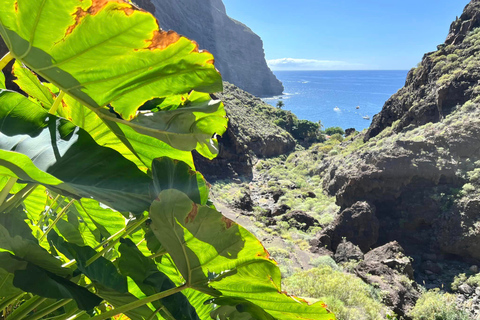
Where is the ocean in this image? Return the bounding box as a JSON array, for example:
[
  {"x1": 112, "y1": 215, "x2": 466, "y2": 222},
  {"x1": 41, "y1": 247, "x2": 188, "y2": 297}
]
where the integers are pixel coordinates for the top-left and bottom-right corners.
[{"x1": 264, "y1": 70, "x2": 409, "y2": 131}]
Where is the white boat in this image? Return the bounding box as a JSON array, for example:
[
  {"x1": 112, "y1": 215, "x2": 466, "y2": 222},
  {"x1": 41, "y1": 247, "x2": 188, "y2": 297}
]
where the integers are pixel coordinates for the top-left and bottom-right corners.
[
  {"x1": 334, "y1": 107, "x2": 340, "y2": 112},
  {"x1": 362, "y1": 115, "x2": 370, "y2": 120}
]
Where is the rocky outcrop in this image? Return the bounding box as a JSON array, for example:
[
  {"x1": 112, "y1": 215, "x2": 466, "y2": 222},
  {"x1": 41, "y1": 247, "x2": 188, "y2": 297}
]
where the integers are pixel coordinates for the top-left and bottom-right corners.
[
  {"x1": 312, "y1": 201, "x2": 379, "y2": 252},
  {"x1": 194, "y1": 82, "x2": 295, "y2": 180},
  {"x1": 281, "y1": 210, "x2": 319, "y2": 232},
  {"x1": 334, "y1": 241, "x2": 364, "y2": 263},
  {"x1": 364, "y1": 0, "x2": 480, "y2": 141},
  {"x1": 135, "y1": 0, "x2": 283, "y2": 97},
  {"x1": 355, "y1": 242, "x2": 420, "y2": 317},
  {"x1": 320, "y1": 0, "x2": 480, "y2": 266}
]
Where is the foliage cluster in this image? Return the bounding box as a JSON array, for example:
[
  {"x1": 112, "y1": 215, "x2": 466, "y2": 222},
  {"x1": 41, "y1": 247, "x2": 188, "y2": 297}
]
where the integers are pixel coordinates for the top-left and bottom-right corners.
[
  {"x1": 324, "y1": 127, "x2": 345, "y2": 136},
  {"x1": 284, "y1": 265, "x2": 392, "y2": 320},
  {"x1": 451, "y1": 273, "x2": 480, "y2": 291},
  {"x1": 408, "y1": 289, "x2": 472, "y2": 320}
]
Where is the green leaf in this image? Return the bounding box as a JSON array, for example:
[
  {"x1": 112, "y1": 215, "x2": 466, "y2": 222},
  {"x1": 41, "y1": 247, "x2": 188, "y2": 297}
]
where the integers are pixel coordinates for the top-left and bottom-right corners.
[
  {"x1": 0, "y1": 253, "x2": 25, "y2": 299},
  {"x1": 12, "y1": 61, "x2": 54, "y2": 108},
  {"x1": 209, "y1": 297, "x2": 275, "y2": 320},
  {"x1": 0, "y1": 252, "x2": 101, "y2": 311},
  {"x1": 72, "y1": 198, "x2": 128, "y2": 242},
  {"x1": 131, "y1": 92, "x2": 227, "y2": 157},
  {"x1": 95, "y1": 282, "x2": 159, "y2": 320},
  {"x1": 149, "y1": 190, "x2": 335, "y2": 320},
  {"x1": 57, "y1": 95, "x2": 194, "y2": 171},
  {"x1": 0, "y1": 0, "x2": 222, "y2": 120},
  {"x1": 0, "y1": 71, "x2": 5, "y2": 89},
  {"x1": 13, "y1": 263, "x2": 102, "y2": 311},
  {"x1": 208, "y1": 262, "x2": 335, "y2": 320},
  {"x1": 152, "y1": 158, "x2": 209, "y2": 205},
  {"x1": 0, "y1": 89, "x2": 153, "y2": 213},
  {"x1": 149, "y1": 189, "x2": 268, "y2": 289},
  {"x1": 0, "y1": 215, "x2": 70, "y2": 277},
  {"x1": 118, "y1": 239, "x2": 200, "y2": 320},
  {"x1": 50, "y1": 232, "x2": 128, "y2": 293}
]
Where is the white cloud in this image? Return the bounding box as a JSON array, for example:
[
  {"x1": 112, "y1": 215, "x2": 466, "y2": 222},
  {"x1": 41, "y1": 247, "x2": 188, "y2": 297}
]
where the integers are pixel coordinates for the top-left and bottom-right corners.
[{"x1": 267, "y1": 58, "x2": 366, "y2": 71}]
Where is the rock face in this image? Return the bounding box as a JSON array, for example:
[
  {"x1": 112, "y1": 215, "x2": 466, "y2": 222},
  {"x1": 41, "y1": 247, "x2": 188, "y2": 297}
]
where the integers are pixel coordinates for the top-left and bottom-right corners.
[
  {"x1": 334, "y1": 241, "x2": 364, "y2": 263},
  {"x1": 355, "y1": 242, "x2": 419, "y2": 317},
  {"x1": 194, "y1": 82, "x2": 296, "y2": 180},
  {"x1": 320, "y1": 0, "x2": 480, "y2": 266},
  {"x1": 365, "y1": 0, "x2": 480, "y2": 142},
  {"x1": 312, "y1": 201, "x2": 379, "y2": 252},
  {"x1": 136, "y1": 0, "x2": 283, "y2": 97}
]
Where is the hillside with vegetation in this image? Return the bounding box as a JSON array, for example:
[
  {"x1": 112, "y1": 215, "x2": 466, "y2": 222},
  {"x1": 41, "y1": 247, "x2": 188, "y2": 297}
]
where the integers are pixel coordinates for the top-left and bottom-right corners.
[{"x1": 209, "y1": 1, "x2": 480, "y2": 319}]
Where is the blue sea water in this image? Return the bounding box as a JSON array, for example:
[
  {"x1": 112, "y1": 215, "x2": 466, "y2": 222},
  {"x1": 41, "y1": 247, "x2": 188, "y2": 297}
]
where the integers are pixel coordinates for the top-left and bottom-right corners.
[{"x1": 264, "y1": 70, "x2": 409, "y2": 131}]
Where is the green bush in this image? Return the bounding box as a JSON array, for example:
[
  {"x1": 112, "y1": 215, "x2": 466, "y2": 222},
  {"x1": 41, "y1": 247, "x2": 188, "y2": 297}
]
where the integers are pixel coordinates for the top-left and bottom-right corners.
[
  {"x1": 409, "y1": 289, "x2": 472, "y2": 320},
  {"x1": 325, "y1": 126, "x2": 345, "y2": 135},
  {"x1": 330, "y1": 133, "x2": 344, "y2": 142},
  {"x1": 283, "y1": 265, "x2": 391, "y2": 320},
  {"x1": 291, "y1": 120, "x2": 322, "y2": 141}
]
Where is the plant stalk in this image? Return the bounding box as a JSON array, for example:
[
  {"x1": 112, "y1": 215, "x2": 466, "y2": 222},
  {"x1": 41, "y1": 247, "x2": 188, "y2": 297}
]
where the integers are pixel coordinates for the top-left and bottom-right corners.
[
  {"x1": 0, "y1": 52, "x2": 14, "y2": 71},
  {"x1": 7, "y1": 296, "x2": 47, "y2": 320},
  {"x1": 0, "y1": 183, "x2": 37, "y2": 213},
  {"x1": 85, "y1": 214, "x2": 149, "y2": 267},
  {"x1": 49, "y1": 91, "x2": 65, "y2": 114},
  {"x1": 0, "y1": 293, "x2": 25, "y2": 315},
  {"x1": 0, "y1": 177, "x2": 18, "y2": 206},
  {"x1": 39, "y1": 200, "x2": 76, "y2": 243},
  {"x1": 90, "y1": 284, "x2": 188, "y2": 320},
  {"x1": 24, "y1": 299, "x2": 72, "y2": 320}
]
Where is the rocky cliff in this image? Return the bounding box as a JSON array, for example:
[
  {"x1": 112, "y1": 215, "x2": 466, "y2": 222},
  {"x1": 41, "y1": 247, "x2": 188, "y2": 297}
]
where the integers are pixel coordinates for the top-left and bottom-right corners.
[
  {"x1": 317, "y1": 0, "x2": 480, "y2": 273},
  {"x1": 194, "y1": 82, "x2": 296, "y2": 180},
  {"x1": 365, "y1": 0, "x2": 480, "y2": 141},
  {"x1": 134, "y1": 0, "x2": 284, "y2": 97}
]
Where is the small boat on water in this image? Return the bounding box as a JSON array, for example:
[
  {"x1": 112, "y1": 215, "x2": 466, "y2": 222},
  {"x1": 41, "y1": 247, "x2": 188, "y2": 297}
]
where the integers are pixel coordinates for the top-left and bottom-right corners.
[
  {"x1": 362, "y1": 115, "x2": 370, "y2": 120},
  {"x1": 334, "y1": 106, "x2": 340, "y2": 112},
  {"x1": 356, "y1": 106, "x2": 360, "y2": 109}
]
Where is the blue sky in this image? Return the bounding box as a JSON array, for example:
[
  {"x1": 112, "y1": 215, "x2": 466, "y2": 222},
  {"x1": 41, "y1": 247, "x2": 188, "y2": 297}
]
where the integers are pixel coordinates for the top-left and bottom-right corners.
[{"x1": 222, "y1": 0, "x2": 470, "y2": 70}]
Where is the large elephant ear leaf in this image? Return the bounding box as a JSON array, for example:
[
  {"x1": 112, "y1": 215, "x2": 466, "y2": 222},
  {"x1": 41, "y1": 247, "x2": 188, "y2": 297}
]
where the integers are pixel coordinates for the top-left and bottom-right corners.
[
  {"x1": 152, "y1": 157, "x2": 209, "y2": 205},
  {"x1": 149, "y1": 189, "x2": 335, "y2": 320},
  {"x1": 0, "y1": 0, "x2": 222, "y2": 120},
  {"x1": 0, "y1": 89, "x2": 153, "y2": 213}
]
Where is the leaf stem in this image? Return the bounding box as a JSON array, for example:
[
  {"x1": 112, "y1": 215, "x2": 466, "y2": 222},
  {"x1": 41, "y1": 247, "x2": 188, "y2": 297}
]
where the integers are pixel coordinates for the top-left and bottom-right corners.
[
  {"x1": 24, "y1": 299, "x2": 72, "y2": 320},
  {"x1": 0, "y1": 183, "x2": 37, "y2": 213},
  {"x1": 49, "y1": 91, "x2": 65, "y2": 114},
  {"x1": 0, "y1": 52, "x2": 13, "y2": 71},
  {"x1": 0, "y1": 293, "x2": 25, "y2": 315},
  {"x1": 39, "y1": 200, "x2": 76, "y2": 243},
  {"x1": 85, "y1": 214, "x2": 148, "y2": 267},
  {"x1": 7, "y1": 296, "x2": 47, "y2": 320},
  {"x1": 147, "y1": 249, "x2": 167, "y2": 260},
  {"x1": 0, "y1": 177, "x2": 17, "y2": 206},
  {"x1": 63, "y1": 310, "x2": 86, "y2": 320},
  {"x1": 91, "y1": 284, "x2": 188, "y2": 320}
]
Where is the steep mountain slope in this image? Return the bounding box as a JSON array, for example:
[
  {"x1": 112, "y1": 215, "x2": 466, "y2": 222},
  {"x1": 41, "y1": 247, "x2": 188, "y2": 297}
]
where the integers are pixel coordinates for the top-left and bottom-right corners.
[
  {"x1": 134, "y1": 0, "x2": 284, "y2": 97},
  {"x1": 365, "y1": 0, "x2": 480, "y2": 141},
  {"x1": 316, "y1": 0, "x2": 480, "y2": 276}
]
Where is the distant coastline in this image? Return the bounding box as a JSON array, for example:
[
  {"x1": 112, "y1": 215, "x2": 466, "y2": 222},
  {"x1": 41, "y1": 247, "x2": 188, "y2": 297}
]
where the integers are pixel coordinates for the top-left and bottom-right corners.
[{"x1": 263, "y1": 70, "x2": 408, "y2": 131}]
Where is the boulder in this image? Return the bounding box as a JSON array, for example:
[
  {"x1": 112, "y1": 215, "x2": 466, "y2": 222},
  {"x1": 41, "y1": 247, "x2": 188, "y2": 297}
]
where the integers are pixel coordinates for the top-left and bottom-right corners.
[
  {"x1": 355, "y1": 242, "x2": 419, "y2": 317},
  {"x1": 334, "y1": 241, "x2": 364, "y2": 263},
  {"x1": 272, "y1": 204, "x2": 291, "y2": 217},
  {"x1": 281, "y1": 210, "x2": 319, "y2": 231},
  {"x1": 326, "y1": 201, "x2": 379, "y2": 252},
  {"x1": 233, "y1": 191, "x2": 254, "y2": 212}
]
